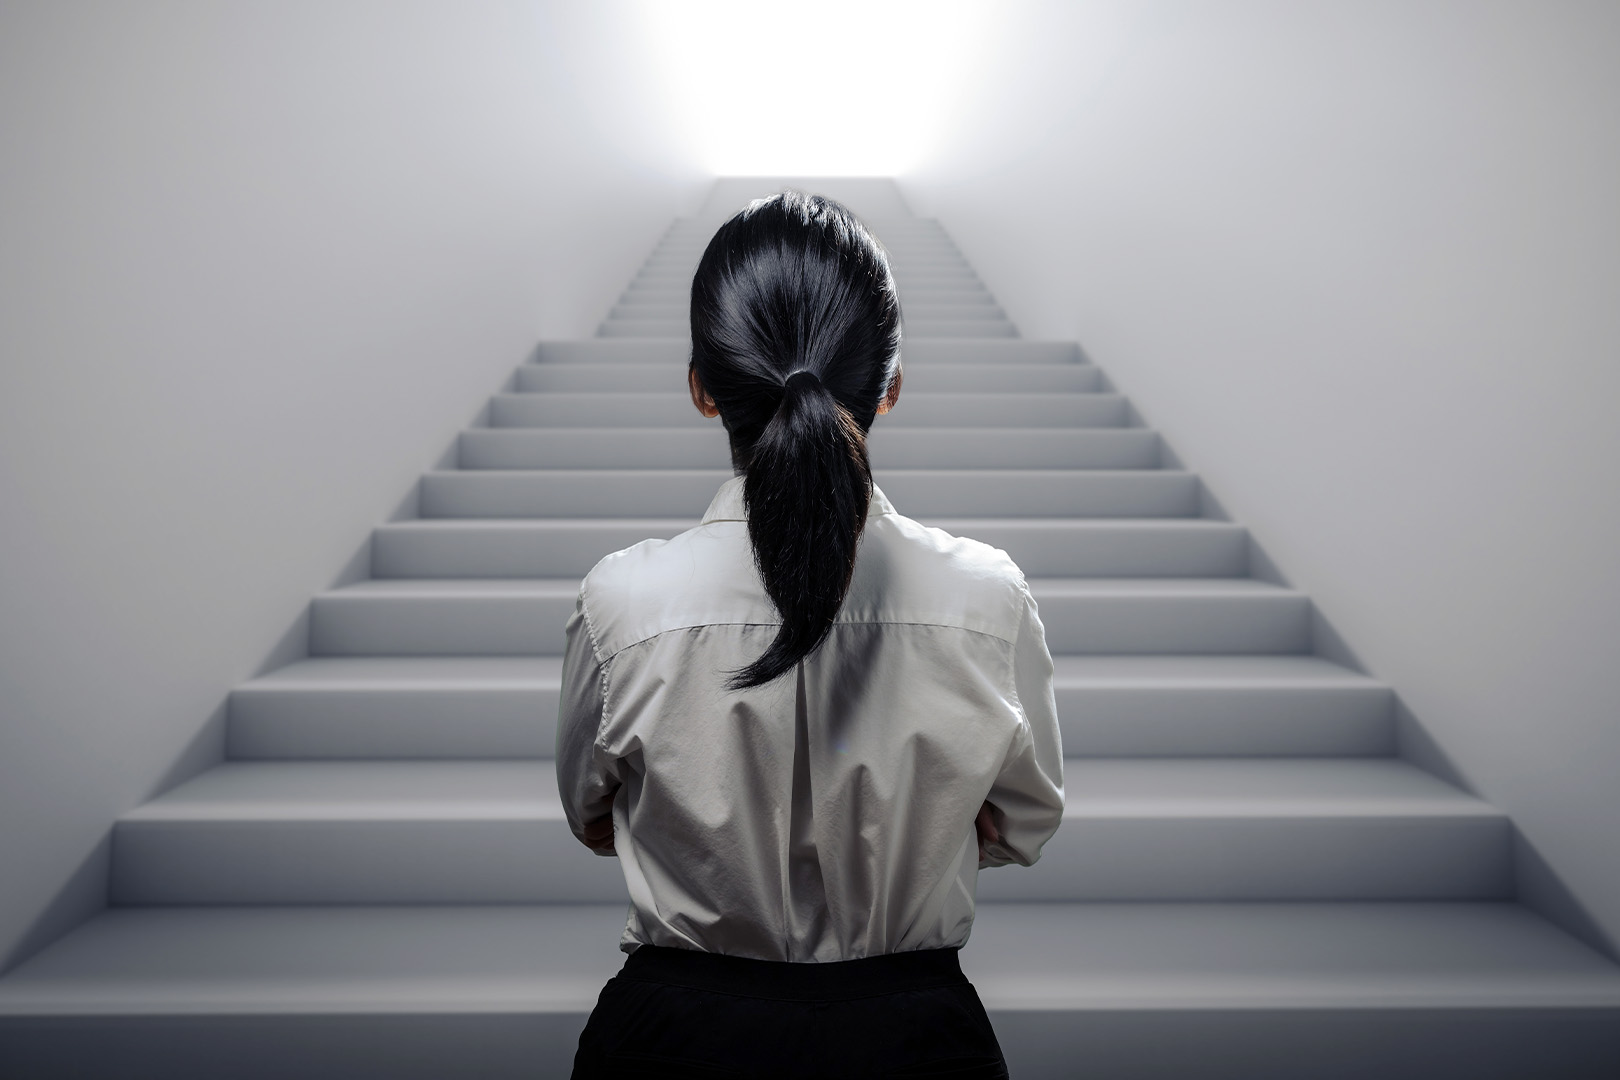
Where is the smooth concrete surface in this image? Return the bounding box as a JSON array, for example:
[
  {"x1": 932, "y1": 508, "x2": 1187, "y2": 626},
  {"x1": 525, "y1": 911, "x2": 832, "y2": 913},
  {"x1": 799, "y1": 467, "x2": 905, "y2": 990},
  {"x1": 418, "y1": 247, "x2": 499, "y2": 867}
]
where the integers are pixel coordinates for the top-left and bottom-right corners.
[
  {"x1": 300, "y1": 577, "x2": 1306, "y2": 656},
  {"x1": 2, "y1": 903, "x2": 1617, "y2": 1078},
  {"x1": 220, "y1": 654, "x2": 1394, "y2": 761},
  {"x1": 101, "y1": 759, "x2": 1507, "y2": 905},
  {"x1": 901, "y1": 0, "x2": 1620, "y2": 957}
]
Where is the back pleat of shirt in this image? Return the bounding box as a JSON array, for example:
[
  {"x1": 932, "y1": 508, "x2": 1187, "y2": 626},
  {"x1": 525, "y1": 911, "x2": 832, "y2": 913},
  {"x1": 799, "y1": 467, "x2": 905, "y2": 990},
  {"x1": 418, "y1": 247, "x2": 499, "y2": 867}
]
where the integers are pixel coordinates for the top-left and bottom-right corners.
[{"x1": 556, "y1": 477, "x2": 1065, "y2": 962}]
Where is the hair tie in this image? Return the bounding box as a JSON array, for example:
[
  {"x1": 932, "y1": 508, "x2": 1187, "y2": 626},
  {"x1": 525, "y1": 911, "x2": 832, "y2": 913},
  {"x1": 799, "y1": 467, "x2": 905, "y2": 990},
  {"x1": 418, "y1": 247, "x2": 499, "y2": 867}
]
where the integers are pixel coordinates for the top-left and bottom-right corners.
[{"x1": 784, "y1": 369, "x2": 821, "y2": 392}]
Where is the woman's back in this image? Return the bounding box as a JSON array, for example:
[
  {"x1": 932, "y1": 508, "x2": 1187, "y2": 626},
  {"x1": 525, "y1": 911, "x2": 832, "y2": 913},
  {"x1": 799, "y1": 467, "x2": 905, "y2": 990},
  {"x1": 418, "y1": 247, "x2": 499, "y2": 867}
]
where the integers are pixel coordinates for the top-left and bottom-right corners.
[
  {"x1": 562, "y1": 190, "x2": 1061, "y2": 1078},
  {"x1": 557, "y1": 475, "x2": 1064, "y2": 961}
]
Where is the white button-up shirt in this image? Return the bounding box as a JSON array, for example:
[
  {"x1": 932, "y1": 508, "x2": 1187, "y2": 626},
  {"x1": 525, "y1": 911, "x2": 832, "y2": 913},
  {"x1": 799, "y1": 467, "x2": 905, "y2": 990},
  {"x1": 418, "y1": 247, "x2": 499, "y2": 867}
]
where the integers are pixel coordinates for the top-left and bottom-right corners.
[{"x1": 556, "y1": 476, "x2": 1065, "y2": 962}]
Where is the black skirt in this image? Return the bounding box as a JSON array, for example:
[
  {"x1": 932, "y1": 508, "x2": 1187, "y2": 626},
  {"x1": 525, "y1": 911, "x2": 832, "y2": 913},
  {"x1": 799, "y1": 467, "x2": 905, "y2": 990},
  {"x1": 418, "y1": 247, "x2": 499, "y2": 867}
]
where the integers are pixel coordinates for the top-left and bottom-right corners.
[{"x1": 571, "y1": 943, "x2": 1010, "y2": 1079}]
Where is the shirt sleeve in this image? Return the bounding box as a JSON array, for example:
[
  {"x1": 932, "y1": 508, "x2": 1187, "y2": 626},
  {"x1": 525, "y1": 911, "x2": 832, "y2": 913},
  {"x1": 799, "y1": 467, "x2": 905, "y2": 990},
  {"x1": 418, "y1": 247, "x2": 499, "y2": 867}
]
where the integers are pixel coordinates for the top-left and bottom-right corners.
[
  {"x1": 980, "y1": 581, "x2": 1066, "y2": 869},
  {"x1": 555, "y1": 588, "x2": 622, "y2": 854}
]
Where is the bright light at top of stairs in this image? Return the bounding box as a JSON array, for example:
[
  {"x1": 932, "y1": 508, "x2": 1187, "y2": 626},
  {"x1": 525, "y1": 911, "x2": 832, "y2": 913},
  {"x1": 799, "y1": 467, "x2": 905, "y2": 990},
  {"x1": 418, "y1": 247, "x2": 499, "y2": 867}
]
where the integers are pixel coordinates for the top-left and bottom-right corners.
[{"x1": 631, "y1": 0, "x2": 994, "y2": 175}]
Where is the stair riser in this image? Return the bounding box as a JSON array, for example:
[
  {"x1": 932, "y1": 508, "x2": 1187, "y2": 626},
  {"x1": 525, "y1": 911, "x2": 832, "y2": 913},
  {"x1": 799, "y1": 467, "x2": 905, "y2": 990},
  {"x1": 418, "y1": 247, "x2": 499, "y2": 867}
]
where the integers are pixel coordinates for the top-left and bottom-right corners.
[
  {"x1": 109, "y1": 820, "x2": 624, "y2": 904},
  {"x1": 621, "y1": 291, "x2": 999, "y2": 310},
  {"x1": 1034, "y1": 592, "x2": 1308, "y2": 654},
  {"x1": 531, "y1": 340, "x2": 1082, "y2": 365},
  {"x1": 227, "y1": 686, "x2": 560, "y2": 759},
  {"x1": 514, "y1": 362, "x2": 1103, "y2": 393},
  {"x1": 371, "y1": 521, "x2": 1245, "y2": 579},
  {"x1": 418, "y1": 470, "x2": 1199, "y2": 519},
  {"x1": 611, "y1": 301, "x2": 1006, "y2": 321},
  {"x1": 5, "y1": 999, "x2": 1615, "y2": 1080},
  {"x1": 598, "y1": 320, "x2": 1017, "y2": 339},
  {"x1": 486, "y1": 392, "x2": 1127, "y2": 429},
  {"x1": 625, "y1": 280, "x2": 991, "y2": 295},
  {"x1": 310, "y1": 592, "x2": 580, "y2": 656},
  {"x1": 108, "y1": 812, "x2": 1508, "y2": 904},
  {"x1": 309, "y1": 589, "x2": 1295, "y2": 656},
  {"x1": 459, "y1": 428, "x2": 1162, "y2": 470},
  {"x1": 1056, "y1": 682, "x2": 1396, "y2": 756},
  {"x1": 639, "y1": 253, "x2": 970, "y2": 268},
  {"x1": 976, "y1": 816, "x2": 1511, "y2": 901},
  {"x1": 637, "y1": 265, "x2": 978, "y2": 278},
  {"x1": 227, "y1": 682, "x2": 1393, "y2": 760}
]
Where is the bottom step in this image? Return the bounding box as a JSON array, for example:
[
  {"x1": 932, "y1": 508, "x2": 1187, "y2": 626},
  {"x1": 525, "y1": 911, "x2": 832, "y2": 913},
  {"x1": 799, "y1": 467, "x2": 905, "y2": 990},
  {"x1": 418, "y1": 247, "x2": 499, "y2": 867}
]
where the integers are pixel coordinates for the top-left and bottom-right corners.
[{"x1": 1, "y1": 902, "x2": 1616, "y2": 1079}]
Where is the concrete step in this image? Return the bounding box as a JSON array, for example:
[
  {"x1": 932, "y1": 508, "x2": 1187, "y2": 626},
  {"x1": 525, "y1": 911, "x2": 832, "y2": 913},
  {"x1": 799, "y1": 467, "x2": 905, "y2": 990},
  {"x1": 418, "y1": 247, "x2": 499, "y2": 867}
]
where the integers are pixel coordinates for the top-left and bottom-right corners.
[
  {"x1": 597, "y1": 319, "x2": 1017, "y2": 338},
  {"x1": 625, "y1": 269, "x2": 693, "y2": 282},
  {"x1": 1052, "y1": 655, "x2": 1394, "y2": 756},
  {"x1": 514, "y1": 361, "x2": 1102, "y2": 393},
  {"x1": 978, "y1": 757, "x2": 1509, "y2": 901},
  {"x1": 7, "y1": 902, "x2": 1613, "y2": 1078},
  {"x1": 225, "y1": 655, "x2": 1392, "y2": 761},
  {"x1": 595, "y1": 322, "x2": 685, "y2": 338},
  {"x1": 308, "y1": 577, "x2": 1300, "y2": 656},
  {"x1": 308, "y1": 579, "x2": 583, "y2": 656},
  {"x1": 610, "y1": 299, "x2": 1006, "y2": 321},
  {"x1": 104, "y1": 758, "x2": 1503, "y2": 905},
  {"x1": 638, "y1": 257, "x2": 982, "y2": 275},
  {"x1": 1021, "y1": 579, "x2": 1306, "y2": 653},
  {"x1": 369, "y1": 519, "x2": 1246, "y2": 580},
  {"x1": 107, "y1": 761, "x2": 623, "y2": 904},
  {"x1": 0, "y1": 905, "x2": 628, "y2": 1080},
  {"x1": 228, "y1": 657, "x2": 562, "y2": 759},
  {"x1": 620, "y1": 284, "x2": 997, "y2": 304},
  {"x1": 889, "y1": 270, "x2": 986, "y2": 283},
  {"x1": 418, "y1": 469, "x2": 1200, "y2": 519},
  {"x1": 889, "y1": 263, "x2": 978, "y2": 277},
  {"x1": 459, "y1": 427, "x2": 1162, "y2": 470},
  {"x1": 530, "y1": 338, "x2": 1082, "y2": 365},
  {"x1": 894, "y1": 289, "x2": 1000, "y2": 304},
  {"x1": 485, "y1": 391, "x2": 1127, "y2": 429},
  {"x1": 969, "y1": 902, "x2": 1620, "y2": 1080}
]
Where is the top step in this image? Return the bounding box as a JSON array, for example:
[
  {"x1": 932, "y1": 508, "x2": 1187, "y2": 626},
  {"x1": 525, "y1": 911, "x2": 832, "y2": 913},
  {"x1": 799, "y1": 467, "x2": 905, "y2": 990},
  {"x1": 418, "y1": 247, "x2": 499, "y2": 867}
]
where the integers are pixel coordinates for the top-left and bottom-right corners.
[{"x1": 533, "y1": 340, "x2": 1083, "y2": 366}]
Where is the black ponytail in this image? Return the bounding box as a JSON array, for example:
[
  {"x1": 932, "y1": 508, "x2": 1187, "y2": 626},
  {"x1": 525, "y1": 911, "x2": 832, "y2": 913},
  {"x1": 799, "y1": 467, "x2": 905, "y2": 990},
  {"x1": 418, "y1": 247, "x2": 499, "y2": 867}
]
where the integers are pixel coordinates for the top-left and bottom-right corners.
[{"x1": 689, "y1": 191, "x2": 902, "y2": 690}]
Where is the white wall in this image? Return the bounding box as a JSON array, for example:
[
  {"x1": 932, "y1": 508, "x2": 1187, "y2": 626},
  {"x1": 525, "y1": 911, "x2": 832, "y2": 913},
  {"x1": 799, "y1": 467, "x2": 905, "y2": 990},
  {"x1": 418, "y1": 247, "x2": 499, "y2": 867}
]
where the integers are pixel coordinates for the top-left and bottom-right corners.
[
  {"x1": 0, "y1": 0, "x2": 702, "y2": 972},
  {"x1": 905, "y1": 0, "x2": 1620, "y2": 955}
]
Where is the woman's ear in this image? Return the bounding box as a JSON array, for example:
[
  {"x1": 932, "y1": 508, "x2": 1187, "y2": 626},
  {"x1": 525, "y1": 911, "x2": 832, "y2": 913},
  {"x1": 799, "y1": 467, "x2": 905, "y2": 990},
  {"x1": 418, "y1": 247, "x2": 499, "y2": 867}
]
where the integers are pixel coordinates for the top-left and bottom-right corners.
[
  {"x1": 875, "y1": 363, "x2": 903, "y2": 415},
  {"x1": 689, "y1": 367, "x2": 720, "y2": 418}
]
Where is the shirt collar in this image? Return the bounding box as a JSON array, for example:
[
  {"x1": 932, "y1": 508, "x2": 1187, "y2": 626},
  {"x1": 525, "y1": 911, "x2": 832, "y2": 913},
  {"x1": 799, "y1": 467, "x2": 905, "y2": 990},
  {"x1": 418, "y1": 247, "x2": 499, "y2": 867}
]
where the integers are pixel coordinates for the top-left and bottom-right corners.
[{"x1": 701, "y1": 474, "x2": 898, "y2": 524}]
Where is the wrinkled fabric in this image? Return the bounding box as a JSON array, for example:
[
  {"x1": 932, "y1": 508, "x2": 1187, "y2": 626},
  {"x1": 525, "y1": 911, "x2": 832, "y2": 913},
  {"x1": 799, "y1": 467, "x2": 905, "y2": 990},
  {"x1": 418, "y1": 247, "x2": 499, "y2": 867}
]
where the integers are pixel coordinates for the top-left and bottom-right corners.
[{"x1": 556, "y1": 477, "x2": 1064, "y2": 962}]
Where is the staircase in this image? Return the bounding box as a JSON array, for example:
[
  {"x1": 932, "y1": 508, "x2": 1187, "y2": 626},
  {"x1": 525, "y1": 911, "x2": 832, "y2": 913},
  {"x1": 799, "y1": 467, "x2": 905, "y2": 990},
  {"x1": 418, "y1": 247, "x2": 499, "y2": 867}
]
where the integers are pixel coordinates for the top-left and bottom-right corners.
[{"x1": 3, "y1": 187, "x2": 1618, "y2": 1080}]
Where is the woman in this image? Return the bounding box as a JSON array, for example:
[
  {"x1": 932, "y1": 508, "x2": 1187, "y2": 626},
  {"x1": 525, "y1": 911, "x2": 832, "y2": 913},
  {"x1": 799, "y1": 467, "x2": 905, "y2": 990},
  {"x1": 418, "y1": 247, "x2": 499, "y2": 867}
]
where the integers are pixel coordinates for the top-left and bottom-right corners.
[{"x1": 558, "y1": 191, "x2": 1064, "y2": 1079}]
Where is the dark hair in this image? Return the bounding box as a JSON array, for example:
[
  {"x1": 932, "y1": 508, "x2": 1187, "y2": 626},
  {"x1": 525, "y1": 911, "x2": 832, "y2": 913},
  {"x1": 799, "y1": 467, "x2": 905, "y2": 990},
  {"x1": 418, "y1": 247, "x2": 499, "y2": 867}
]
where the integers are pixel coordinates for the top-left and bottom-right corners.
[{"x1": 690, "y1": 191, "x2": 902, "y2": 690}]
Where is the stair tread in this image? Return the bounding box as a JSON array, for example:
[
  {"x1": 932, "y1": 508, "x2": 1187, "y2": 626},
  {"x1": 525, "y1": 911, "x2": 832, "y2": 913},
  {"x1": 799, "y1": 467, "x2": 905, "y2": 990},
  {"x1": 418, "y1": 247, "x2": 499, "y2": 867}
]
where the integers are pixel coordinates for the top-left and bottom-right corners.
[
  {"x1": 375, "y1": 518, "x2": 1237, "y2": 531},
  {"x1": 1058, "y1": 758, "x2": 1497, "y2": 816},
  {"x1": 586, "y1": 335, "x2": 1025, "y2": 341},
  {"x1": 1051, "y1": 654, "x2": 1376, "y2": 685},
  {"x1": 240, "y1": 656, "x2": 562, "y2": 689},
  {"x1": 469, "y1": 425, "x2": 1156, "y2": 435},
  {"x1": 493, "y1": 391, "x2": 1121, "y2": 401},
  {"x1": 119, "y1": 761, "x2": 562, "y2": 819},
  {"x1": 965, "y1": 902, "x2": 1620, "y2": 1008},
  {"x1": 3, "y1": 903, "x2": 1615, "y2": 1016},
  {"x1": 1025, "y1": 577, "x2": 1296, "y2": 595},
  {"x1": 317, "y1": 579, "x2": 587, "y2": 597},
  {"x1": 118, "y1": 758, "x2": 1494, "y2": 822},
  {"x1": 238, "y1": 654, "x2": 1370, "y2": 692},
  {"x1": 531, "y1": 339, "x2": 1080, "y2": 358},
  {"x1": 424, "y1": 468, "x2": 1185, "y2": 480},
  {"x1": 0, "y1": 905, "x2": 626, "y2": 1014},
  {"x1": 320, "y1": 576, "x2": 1288, "y2": 598}
]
